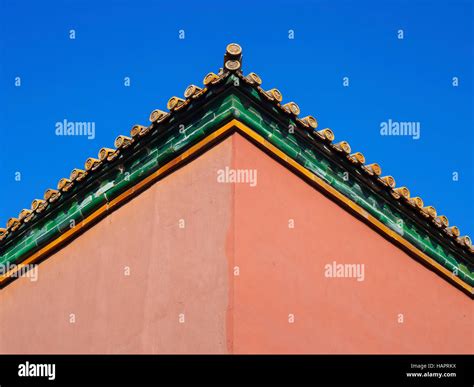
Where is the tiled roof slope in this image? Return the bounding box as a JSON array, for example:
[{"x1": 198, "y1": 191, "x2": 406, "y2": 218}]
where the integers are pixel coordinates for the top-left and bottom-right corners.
[{"x1": 0, "y1": 44, "x2": 473, "y2": 294}]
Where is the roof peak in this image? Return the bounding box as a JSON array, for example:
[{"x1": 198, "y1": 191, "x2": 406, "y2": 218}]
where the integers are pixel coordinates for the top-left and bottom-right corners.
[
  {"x1": 0, "y1": 44, "x2": 472, "y2": 294},
  {"x1": 224, "y1": 43, "x2": 243, "y2": 71}
]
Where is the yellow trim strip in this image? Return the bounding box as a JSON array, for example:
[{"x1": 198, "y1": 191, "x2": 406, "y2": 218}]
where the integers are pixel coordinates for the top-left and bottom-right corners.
[{"x1": 1, "y1": 119, "x2": 472, "y2": 295}]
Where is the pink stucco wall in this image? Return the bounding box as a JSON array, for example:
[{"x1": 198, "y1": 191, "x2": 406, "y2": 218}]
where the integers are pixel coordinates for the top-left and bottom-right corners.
[
  {"x1": 231, "y1": 134, "x2": 472, "y2": 354},
  {"x1": 0, "y1": 137, "x2": 234, "y2": 354},
  {"x1": 0, "y1": 133, "x2": 471, "y2": 354}
]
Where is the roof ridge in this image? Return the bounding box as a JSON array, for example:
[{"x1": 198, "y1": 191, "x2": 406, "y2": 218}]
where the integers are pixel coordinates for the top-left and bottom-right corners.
[{"x1": 0, "y1": 43, "x2": 472, "y2": 259}]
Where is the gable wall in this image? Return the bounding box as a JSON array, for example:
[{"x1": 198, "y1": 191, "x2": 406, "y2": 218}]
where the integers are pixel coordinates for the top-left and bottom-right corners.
[{"x1": 0, "y1": 134, "x2": 471, "y2": 354}]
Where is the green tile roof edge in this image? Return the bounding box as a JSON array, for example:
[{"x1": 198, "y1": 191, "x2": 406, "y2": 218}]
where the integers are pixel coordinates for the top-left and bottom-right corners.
[{"x1": 0, "y1": 73, "x2": 473, "y2": 290}]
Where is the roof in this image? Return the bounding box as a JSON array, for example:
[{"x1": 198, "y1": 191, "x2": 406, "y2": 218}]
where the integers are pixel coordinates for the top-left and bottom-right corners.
[{"x1": 0, "y1": 43, "x2": 473, "y2": 294}]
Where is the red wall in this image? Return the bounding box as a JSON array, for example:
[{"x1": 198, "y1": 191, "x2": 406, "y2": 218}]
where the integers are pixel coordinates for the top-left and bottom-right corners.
[
  {"x1": 0, "y1": 134, "x2": 471, "y2": 354},
  {"x1": 231, "y1": 134, "x2": 472, "y2": 354}
]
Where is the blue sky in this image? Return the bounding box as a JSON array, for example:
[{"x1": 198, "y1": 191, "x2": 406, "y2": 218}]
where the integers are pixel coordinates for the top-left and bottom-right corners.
[{"x1": 0, "y1": 0, "x2": 472, "y2": 236}]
